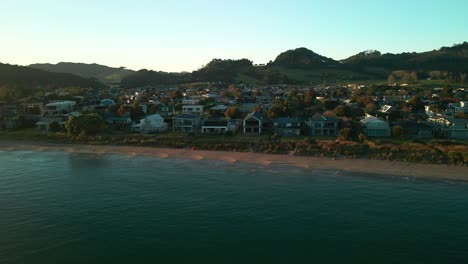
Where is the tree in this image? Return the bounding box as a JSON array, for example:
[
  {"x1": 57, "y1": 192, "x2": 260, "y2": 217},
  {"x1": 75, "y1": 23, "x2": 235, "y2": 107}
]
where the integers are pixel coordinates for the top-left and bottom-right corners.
[
  {"x1": 408, "y1": 96, "x2": 425, "y2": 113},
  {"x1": 324, "y1": 100, "x2": 339, "y2": 110},
  {"x1": 460, "y1": 73, "x2": 467, "y2": 86},
  {"x1": 117, "y1": 105, "x2": 126, "y2": 116},
  {"x1": 267, "y1": 106, "x2": 284, "y2": 120},
  {"x1": 48, "y1": 121, "x2": 61, "y2": 133},
  {"x1": 410, "y1": 72, "x2": 418, "y2": 84},
  {"x1": 227, "y1": 85, "x2": 241, "y2": 98},
  {"x1": 169, "y1": 89, "x2": 183, "y2": 100},
  {"x1": 441, "y1": 86, "x2": 453, "y2": 98},
  {"x1": 455, "y1": 112, "x2": 467, "y2": 119},
  {"x1": 392, "y1": 126, "x2": 402, "y2": 138},
  {"x1": 365, "y1": 103, "x2": 377, "y2": 115},
  {"x1": 224, "y1": 106, "x2": 240, "y2": 119},
  {"x1": 338, "y1": 128, "x2": 352, "y2": 141},
  {"x1": 130, "y1": 101, "x2": 145, "y2": 121},
  {"x1": 65, "y1": 114, "x2": 106, "y2": 135},
  {"x1": 303, "y1": 87, "x2": 316, "y2": 107},
  {"x1": 334, "y1": 105, "x2": 351, "y2": 117}
]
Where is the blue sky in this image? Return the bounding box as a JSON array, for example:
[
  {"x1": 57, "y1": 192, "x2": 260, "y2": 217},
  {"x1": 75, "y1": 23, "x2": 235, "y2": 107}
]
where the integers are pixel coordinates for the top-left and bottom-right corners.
[{"x1": 0, "y1": 0, "x2": 467, "y2": 72}]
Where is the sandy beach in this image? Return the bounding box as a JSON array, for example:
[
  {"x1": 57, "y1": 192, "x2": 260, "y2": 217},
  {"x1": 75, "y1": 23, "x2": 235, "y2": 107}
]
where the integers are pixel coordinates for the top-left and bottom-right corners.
[{"x1": 0, "y1": 140, "x2": 467, "y2": 181}]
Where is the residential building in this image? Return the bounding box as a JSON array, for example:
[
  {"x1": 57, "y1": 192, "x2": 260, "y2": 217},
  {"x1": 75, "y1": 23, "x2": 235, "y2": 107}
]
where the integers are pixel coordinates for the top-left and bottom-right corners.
[
  {"x1": 43, "y1": 101, "x2": 76, "y2": 117},
  {"x1": 273, "y1": 117, "x2": 302, "y2": 136},
  {"x1": 156, "y1": 104, "x2": 175, "y2": 117},
  {"x1": 395, "y1": 120, "x2": 433, "y2": 138},
  {"x1": 0, "y1": 107, "x2": 17, "y2": 131},
  {"x1": 182, "y1": 98, "x2": 201, "y2": 105},
  {"x1": 360, "y1": 115, "x2": 391, "y2": 137},
  {"x1": 202, "y1": 118, "x2": 228, "y2": 134},
  {"x1": 132, "y1": 114, "x2": 167, "y2": 133},
  {"x1": 306, "y1": 115, "x2": 339, "y2": 136},
  {"x1": 243, "y1": 111, "x2": 263, "y2": 134},
  {"x1": 173, "y1": 114, "x2": 201, "y2": 133},
  {"x1": 105, "y1": 113, "x2": 132, "y2": 132},
  {"x1": 428, "y1": 115, "x2": 468, "y2": 139},
  {"x1": 239, "y1": 103, "x2": 259, "y2": 113},
  {"x1": 182, "y1": 105, "x2": 204, "y2": 116},
  {"x1": 210, "y1": 105, "x2": 228, "y2": 113}
]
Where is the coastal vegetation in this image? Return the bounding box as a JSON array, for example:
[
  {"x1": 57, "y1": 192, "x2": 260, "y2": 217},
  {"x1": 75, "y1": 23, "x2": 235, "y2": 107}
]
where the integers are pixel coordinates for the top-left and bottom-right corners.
[{"x1": 1, "y1": 129, "x2": 466, "y2": 166}]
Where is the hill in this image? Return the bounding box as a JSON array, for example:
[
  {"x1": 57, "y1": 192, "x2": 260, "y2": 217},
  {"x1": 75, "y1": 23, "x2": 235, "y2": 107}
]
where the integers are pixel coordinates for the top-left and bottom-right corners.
[
  {"x1": 270, "y1": 47, "x2": 340, "y2": 69},
  {"x1": 20, "y1": 42, "x2": 468, "y2": 88},
  {"x1": 120, "y1": 70, "x2": 192, "y2": 88},
  {"x1": 0, "y1": 63, "x2": 106, "y2": 100},
  {"x1": 30, "y1": 62, "x2": 134, "y2": 83},
  {"x1": 342, "y1": 42, "x2": 468, "y2": 74}
]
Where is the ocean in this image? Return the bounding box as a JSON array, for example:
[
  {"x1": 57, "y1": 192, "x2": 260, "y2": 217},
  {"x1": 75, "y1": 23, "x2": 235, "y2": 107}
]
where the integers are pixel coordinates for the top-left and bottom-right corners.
[{"x1": 1, "y1": 150, "x2": 468, "y2": 263}]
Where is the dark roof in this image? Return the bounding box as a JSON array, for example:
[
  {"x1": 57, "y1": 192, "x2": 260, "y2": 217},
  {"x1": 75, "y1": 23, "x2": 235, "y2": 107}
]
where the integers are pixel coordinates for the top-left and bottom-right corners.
[
  {"x1": 203, "y1": 117, "x2": 228, "y2": 126},
  {"x1": 274, "y1": 117, "x2": 302, "y2": 124},
  {"x1": 309, "y1": 115, "x2": 338, "y2": 122},
  {"x1": 396, "y1": 120, "x2": 432, "y2": 130}
]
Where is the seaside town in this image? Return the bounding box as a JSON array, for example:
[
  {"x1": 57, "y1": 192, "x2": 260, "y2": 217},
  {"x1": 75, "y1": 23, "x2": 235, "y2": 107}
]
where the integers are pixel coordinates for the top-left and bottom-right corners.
[{"x1": 1, "y1": 81, "x2": 467, "y2": 140}]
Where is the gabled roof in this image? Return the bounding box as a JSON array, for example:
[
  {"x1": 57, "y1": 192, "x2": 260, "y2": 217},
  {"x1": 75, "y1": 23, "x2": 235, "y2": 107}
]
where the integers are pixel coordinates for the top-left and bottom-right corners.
[
  {"x1": 244, "y1": 111, "x2": 263, "y2": 122},
  {"x1": 360, "y1": 115, "x2": 386, "y2": 124},
  {"x1": 210, "y1": 105, "x2": 228, "y2": 111},
  {"x1": 309, "y1": 115, "x2": 338, "y2": 122}
]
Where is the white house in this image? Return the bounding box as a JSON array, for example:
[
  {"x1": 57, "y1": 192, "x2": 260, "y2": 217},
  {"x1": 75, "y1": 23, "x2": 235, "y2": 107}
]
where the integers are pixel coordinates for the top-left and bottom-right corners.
[
  {"x1": 44, "y1": 101, "x2": 76, "y2": 117},
  {"x1": 132, "y1": 114, "x2": 167, "y2": 133}
]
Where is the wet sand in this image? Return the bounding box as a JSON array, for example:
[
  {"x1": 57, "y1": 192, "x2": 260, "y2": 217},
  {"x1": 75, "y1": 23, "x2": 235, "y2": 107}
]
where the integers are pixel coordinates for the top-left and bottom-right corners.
[{"x1": 0, "y1": 141, "x2": 467, "y2": 181}]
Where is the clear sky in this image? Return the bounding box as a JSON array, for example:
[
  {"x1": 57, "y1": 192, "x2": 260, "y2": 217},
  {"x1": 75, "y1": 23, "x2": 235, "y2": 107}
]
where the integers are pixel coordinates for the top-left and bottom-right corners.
[{"x1": 0, "y1": 0, "x2": 467, "y2": 72}]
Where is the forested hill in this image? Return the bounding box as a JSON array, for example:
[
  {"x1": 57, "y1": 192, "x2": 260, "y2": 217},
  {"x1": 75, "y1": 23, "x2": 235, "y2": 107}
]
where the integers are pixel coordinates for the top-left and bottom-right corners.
[
  {"x1": 0, "y1": 63, "x2": 106, "y2": 99},
  {"x1": 30, "y1": 62, "x2": 134, "y2": 83},
  {"x1": 270, "y1": 47, "x2": 340, "y2": 68},
  {"x1": 20, "y1": 42, "x2": 468, "y2": 88},
  {"x1": 120, "y1": 70, "x2": 192, "y2": 88},
  {"x1": 341, "y1": 42, "x2": 468, "y2": 73}
]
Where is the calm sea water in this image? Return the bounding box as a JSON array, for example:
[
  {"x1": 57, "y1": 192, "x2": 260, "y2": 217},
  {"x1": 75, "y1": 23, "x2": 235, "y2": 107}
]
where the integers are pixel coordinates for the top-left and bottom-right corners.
[{"x1": 1, "y1": 150, "x2": 468, "y2": 263}]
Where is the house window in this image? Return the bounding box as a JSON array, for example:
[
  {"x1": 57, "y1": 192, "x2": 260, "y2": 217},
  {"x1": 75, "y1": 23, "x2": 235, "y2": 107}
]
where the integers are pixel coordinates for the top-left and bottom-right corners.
[
  {"x1": 315, "y1": 123, "x2": 322, "y2": 128},
  {"x1": 162, "y1": 107, "x2": 168, "y2": 111},
  {"x1": 286, "y1": 123, "x2": 291, "y2": 127}
]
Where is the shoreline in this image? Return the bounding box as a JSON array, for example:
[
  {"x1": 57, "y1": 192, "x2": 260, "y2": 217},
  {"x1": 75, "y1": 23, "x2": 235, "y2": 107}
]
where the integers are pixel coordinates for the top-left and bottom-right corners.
[{"x1": 1, "y1": 140, "x2": 467, "y2": 181}]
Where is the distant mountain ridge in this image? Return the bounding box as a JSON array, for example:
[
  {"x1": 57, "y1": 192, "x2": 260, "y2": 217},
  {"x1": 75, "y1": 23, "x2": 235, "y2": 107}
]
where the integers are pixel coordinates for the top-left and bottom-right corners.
[
  {"x1": 30, "y1": 62, "x2": 135, "y2": 83},
  {"x1": 0, "y1": 63, "x2": 105, "y2": 99},
  {"x1": 18, "y1": 42, "x2": 468, "y2": 87}
]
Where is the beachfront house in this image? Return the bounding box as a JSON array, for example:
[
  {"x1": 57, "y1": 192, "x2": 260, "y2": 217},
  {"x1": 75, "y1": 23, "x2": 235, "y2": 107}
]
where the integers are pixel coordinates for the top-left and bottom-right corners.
[
  {"x1": 428, "y1": 115, "x2": 468, "y2": 139},
  {"x1": 272, "y1": 117, "x2": 302, "y2": 136},
  {"x1": 0, "y1": 106, "x2": 17, "y2": 131},
  {"x1": 105, "y1": 113, "x2": 132, "y2": 132},
  {"x1": 360, "y1": 115, "x2": 391, "y2": 137},
  {"x1": 395, "y1": 120, "x2": 433, "y2": 139},
  {"x1": 201, "y1": 118, "x2": 228, "y2": 134},
  {"x1": 173, "y1": 114, "x2": 201, "y2": 133},
  {"x1": 243, "y1": 111, "x2": 264, "y2": 134},
  {"x1": 182, "y1": 105, "x2": 204, "y2": 116},
  {"x1": 306, "y1": 115, "x2": 339, "y2": 137},
  {"x1": 132, "y1": 114, "x2": 167, "y2": 133}
]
